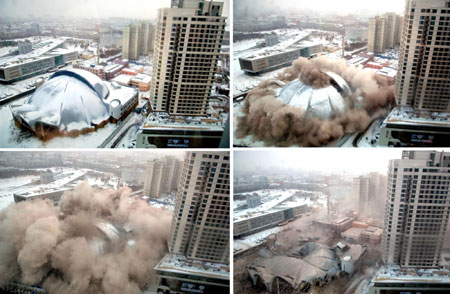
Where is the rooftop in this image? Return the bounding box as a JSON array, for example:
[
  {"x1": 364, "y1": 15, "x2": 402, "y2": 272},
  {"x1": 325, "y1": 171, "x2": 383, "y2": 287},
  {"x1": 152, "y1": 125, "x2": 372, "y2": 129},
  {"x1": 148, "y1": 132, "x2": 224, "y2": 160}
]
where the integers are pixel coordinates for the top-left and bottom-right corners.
[
  {"x1": 383, "y1": 106, "x2": 450, "y2": 127},
  {"x1": 14, "y1": 169, "x2": 87, "y2": 198},
  {"x1": 234, "y1": 189, "x2": 312, "y2": 222},
  {"x1": 131, "y1": 73, "x2": 151, "y2": 84},
  {"x1": 240, "y1": 31, "x2": 311, "y2": 61},
  {"x1": 112, "y1": 74, "x2": 133, "y2": 85},
  {"x1": 141, "y1": 111, "x2": 224, "y2": 132},
  {"x1": 0, "y1": 38, "x2": 66, "y2": 68},
  {"x1": 154, "y1": 253, "x2": 229, "y2": 280},
  {"x1": 373, "y1": 266, "x2": 450, "y2": 284},
  {"x1": 376, "y1": 67, "x2": 397, "y2": 78}
]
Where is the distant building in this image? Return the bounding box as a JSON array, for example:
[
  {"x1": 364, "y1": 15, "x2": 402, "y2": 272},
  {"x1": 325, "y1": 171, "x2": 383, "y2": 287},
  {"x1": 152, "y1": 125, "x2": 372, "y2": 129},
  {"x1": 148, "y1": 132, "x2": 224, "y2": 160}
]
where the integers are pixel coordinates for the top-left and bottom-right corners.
[
  {"x1": 122, "y1": 21, "x2": 154, "y2": 60},
  {"x1": 143, "y1": 156, "x2": 182, "y2": 198},
  {"x1": 352, "y1": 173, "x2": 386, "y2": 216},
  {"x1": 138, "y1": 22, "x2": 154, "y2": 55},
  {"x1": 352, "y1": 176, "x2": 370, "y2": 215},
  {"x1": 264, "y1": 34, "x2": 279, "y2": 46},
  {"x1": 149, "y1": 0, "x2": 227, "y2": 115},
  {"x1": 246, "y1": 194, "x2": 261, "y2": 208},
  {"x1": 143, "y1": 160, "x2": 165, "y2": 198},
  {"x1": 14, "y1": 170, "x2": 86, "y2": 206},
  {"x1": 234, "y1": 191, "x2": 308, "y2": 238},
  {"x1": 0, "y1": 39, "x2": 77, "y2": 83},
  {"x1": 367, "y1": 13, "x2": 401, "y2": 53},
  {"x1": 382, "y1": 150, "x2": 450, "y2": 267},
  {"x1": 122, "y1": 24, "x2": 139, "y2": 60},
  {"x1": 121, "y1": 165, "x2": 143, "y2": 185},
  {"x1": 18, "y1": 41, "x2": 32, "y2": 54},
  {"x1": 368, "y1": 16, "x2": 386, "y2": 53},
  {"x1": 40, "y1": 169, "x2": 54, "y2": 184},
  {"x1": 239, "y1": 44, "x2": 323, "y2": 75},
  {"x1": 382, "y1": 12, "x2": 402, "y2": 49},
  {"x1": 345, "y1": 27, "x2": 368, "y2": 41}
]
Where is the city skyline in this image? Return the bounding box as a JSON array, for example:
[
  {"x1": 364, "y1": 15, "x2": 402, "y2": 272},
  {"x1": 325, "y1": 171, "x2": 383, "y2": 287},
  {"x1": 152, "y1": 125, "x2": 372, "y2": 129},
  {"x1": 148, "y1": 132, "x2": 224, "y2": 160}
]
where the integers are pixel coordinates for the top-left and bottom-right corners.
[
  {"x1": 235, "y1": 0, "x2": 404, "y2": 16},
  {"x1": 234, "y1": 149, "x2": 405, "y2": 175},
  {"x1": 0, "y1": 0, "x2": 231, "y2": 20}
]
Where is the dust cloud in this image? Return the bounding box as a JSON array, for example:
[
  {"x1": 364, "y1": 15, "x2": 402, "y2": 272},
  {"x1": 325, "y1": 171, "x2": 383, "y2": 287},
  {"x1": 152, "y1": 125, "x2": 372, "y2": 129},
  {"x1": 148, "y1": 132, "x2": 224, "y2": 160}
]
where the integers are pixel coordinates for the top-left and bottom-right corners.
[
  {"x1": 236, "y1": 57, "x2": 395, "y2": 146},
  {"x1": 0, "y1": 182, "x2": 171, "y2": 294}
]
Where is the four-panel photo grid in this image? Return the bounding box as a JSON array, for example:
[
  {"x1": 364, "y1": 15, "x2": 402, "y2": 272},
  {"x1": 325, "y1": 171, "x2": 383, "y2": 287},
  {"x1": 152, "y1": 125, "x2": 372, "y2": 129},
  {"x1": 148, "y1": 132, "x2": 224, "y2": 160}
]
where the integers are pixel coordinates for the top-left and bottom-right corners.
[{"x1": 1, "y1": 0, "x2": 450, "y2": 293}]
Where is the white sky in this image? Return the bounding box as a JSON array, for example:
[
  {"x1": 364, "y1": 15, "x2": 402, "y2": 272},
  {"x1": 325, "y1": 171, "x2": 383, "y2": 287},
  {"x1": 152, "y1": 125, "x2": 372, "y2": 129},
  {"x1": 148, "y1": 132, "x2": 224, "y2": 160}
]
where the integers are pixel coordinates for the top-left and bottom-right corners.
[
  {"x1": 234, "y1": 149, "x2": 405, "y2": 175},
  {"x1": 236, "y1": 0, "x2": 405, "y2": 15},
  {"x1": 0, "y1": 0, "x2": 230, "y2": 20}
]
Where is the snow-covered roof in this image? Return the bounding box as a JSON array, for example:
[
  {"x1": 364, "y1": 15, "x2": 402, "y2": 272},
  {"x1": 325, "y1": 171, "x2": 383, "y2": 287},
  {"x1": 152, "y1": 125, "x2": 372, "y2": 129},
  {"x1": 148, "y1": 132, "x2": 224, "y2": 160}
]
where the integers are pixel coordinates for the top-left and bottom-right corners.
[
  {"x1": 234, "y1": 189, "x2": 312, "y2": 222},
  {"x1": 0, "y1": 38, "x2": 66, "y2": 68},
  {"x1": 383, "y1": 106, "x2": 450, "y2": 127},
  {"x1": 155, "y1": 253, "x2": 229, "y2": 280},
  {"x1": 10, "y1": 69, "x2": 111, "y2": 132}
]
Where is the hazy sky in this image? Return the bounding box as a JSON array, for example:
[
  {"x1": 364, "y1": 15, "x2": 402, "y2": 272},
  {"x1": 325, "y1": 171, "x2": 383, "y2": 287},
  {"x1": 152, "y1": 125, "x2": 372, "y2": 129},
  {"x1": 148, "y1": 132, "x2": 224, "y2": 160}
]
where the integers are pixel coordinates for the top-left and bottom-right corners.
[
  {"x1": 0, "y1": 0, "x2": 230, "y2": 20},
  {"x1": 234, "y1": 149, "x2": 406, "y2": 175},
  {"x1": 236, "y1": 0, "x2": 405, "y2": 15}
]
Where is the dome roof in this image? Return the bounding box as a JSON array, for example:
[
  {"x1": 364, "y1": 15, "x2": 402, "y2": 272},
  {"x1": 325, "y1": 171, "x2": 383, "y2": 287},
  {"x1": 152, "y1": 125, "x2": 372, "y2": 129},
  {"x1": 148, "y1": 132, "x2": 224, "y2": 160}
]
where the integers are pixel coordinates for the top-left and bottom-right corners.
[
  {"x1": 276, "y1": 71, "x2": 351, "y2": 120},
  {"x1": 11, "y1": 69, "x2": 111, "y2": 133}
]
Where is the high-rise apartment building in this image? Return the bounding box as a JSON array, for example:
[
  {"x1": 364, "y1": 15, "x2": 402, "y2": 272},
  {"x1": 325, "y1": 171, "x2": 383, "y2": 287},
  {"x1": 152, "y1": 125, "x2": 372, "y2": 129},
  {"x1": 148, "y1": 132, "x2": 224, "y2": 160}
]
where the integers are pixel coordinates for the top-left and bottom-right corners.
[
  {"x1": 353, "y1": 173, "x2": 387, "y2": 216},
  {"x1": 395, "y1": 0, "x2": 450, "y2": 111},
  {"x1": 368, "y1": 13, "x2": 402, "y2": 53},
  {"x1": 122, "y1": 22, "x2": 154, "y2": 60},
  {"x1": 168, "y1": 151, "x2": 230, "y2": 263},
  {"x1": 381, "y1": 150, "x2": 450, "y2": 268},
  {"x1": 353, "y1": 176, "x2": 370, "y2": 215},
  {"x1": 161, "y1": 156, "x2": 178, "y2": 193},
  {"x1": 139, "y1": 22, "x2": 154, "y2": 56},
  {"x1": 149, "y1": 0, "x2": 226, "y2": 115},
  {"x1": 383, "y1": 12, "x2": 403, "y2": 49},
  {"x1": 143, "y1": 156, "x2": 183, "y2": 198},
  {"x1": 143, "y1": 160, "x2": 165, "y2": 198},
  {"x1": 368, "y1": 16, "x2": 387, "y2": 53}
]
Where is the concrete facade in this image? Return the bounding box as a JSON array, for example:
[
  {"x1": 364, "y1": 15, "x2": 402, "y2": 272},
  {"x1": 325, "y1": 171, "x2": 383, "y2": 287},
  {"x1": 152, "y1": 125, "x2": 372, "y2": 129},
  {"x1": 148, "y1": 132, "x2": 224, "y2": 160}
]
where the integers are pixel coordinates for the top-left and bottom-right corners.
[
  {"x1": 368, "y1": 16, "x2": 386, "y2": 53},
  {"x1": 149, "y1": 1, "x2": 226, "y2": 115},
  {"x1": 395, "y1": 0, "x2": 450, "y2": 111},
  {"x1": 168, "y1": 151, "x2": 230, "y2": 263},
  {"x1": 382, "y1": 150, "x2": 450, "y2": 268}
]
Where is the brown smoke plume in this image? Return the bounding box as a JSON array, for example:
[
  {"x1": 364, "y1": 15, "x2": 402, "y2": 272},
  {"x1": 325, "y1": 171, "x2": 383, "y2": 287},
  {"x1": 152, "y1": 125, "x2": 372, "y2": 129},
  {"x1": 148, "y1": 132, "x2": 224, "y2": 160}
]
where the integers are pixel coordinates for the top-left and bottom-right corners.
[
  {"x1": 237, "y1": 57, "x2": 395, "y2": 147},
  {"x1": 0, "y1": 182, "x2": 171, "y2": 294}
]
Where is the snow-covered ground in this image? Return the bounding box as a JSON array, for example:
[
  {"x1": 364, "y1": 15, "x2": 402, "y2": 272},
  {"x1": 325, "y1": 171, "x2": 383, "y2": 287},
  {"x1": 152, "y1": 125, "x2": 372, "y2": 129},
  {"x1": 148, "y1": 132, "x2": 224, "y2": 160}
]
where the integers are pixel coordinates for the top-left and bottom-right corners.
[{"x1": 0, "y1": 175, "x2": 39, "y2": 211}]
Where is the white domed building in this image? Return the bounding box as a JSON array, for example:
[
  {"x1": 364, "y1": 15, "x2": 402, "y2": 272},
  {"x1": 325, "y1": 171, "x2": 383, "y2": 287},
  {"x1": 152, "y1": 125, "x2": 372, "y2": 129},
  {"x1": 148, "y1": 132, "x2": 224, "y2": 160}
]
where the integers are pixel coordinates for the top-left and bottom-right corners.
[
  {"x1": 11, "y1": 69, "x2": 138, "y2": 139},
  {"x1": 275, "y1": 71, "x2": 354, "y2": 120}
]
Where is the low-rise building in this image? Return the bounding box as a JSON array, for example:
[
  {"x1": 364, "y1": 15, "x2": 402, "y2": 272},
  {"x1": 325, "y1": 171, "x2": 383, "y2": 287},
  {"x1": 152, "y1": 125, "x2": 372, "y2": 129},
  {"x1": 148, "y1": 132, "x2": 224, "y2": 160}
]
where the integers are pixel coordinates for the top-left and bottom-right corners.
[
  {"x1": 239, "y1": 43, "x2": 323, "y2": 75},
  {"x1": 0, "y1": 39, "x2": 77, "y2": 83},
  {"x1": 234, "y1": 190, "x2": 310, "y2": 238}
]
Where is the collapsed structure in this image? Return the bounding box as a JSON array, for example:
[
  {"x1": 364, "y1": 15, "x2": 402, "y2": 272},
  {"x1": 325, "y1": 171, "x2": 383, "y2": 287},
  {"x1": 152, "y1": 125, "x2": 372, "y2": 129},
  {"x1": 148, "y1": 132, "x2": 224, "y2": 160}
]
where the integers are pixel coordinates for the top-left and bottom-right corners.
[
  {"x1": 10, "y1": 69, "x2": 138, "y2": 140},
  {"x1": 0, "y1": 183, "x2": 171, "y2": 294},
  {"x1": 236, "y1": 56, "x2": 395, "y2": 147},
  {"x1": 248, "y1": 241, "x2": 366, "y2": 293}
]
